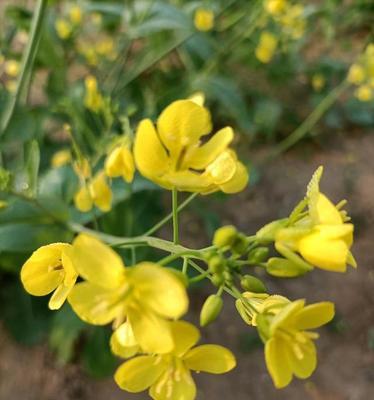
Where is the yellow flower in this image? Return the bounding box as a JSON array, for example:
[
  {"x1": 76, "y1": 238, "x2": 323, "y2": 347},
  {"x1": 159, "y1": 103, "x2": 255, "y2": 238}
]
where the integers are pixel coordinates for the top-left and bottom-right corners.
[
  {"x1": 347, "y1": 64, "x2": 366, "y2": 84},
  {"x1": 4, "y1": 60, "x2": 20, "y2": 77},
  {"x1": 134, "y1": 100, "x2": 248, "y2": 194},
  {"x1": 55, "y1": 19, "x2": 72, "y2": 40},
  {"x1": 265, "y1": 0, "x2": 287, "y2": 15},
  {"x1": 279, "y1": 4, "x2": 305, "y2": 39},
  {"x1": 105, "y1": 144, "x2": 135, "y2": 183},
  {"x1": 51, "y1": 149, "x2": 72, "y2": 168},
  {"x1": 21, "y1": 243, "x2": 78, "y2": 310},
  {"x1": 69, "y1": 5, "x2": 83, "y2": 25},
  {"x1": 84, "y1": 75, "x2": 104, "y2": 112},
  {"x1": 74, "y1": 171, "x2": 112, "y2": 213},
  {"x1": 68, "y1": 234, "x2": 188, "y2": 353},
  {"x1": 194, "y1": 8, "x2": 214, "y2": 32},
  {"x1": 73, "y1": 157, "x2": 91, "y2": 179},
  {"x1": 257, "y1": 299, "x2": 334, "y2": 388},
  {"x1": 355, "y1": 84, "x2": 373, "y2": 102},
  {"x1": 113, "y1": 320, "x2": 236, "y2": 399},
  {"x1": 95, "y1": 38, "x2": 116, "y2": 59},
  {"x1": 255, "y1": 31, "x2": 278, "y2": 63},
  {"x1": 312, "y1": 74, "x2": 325, "y2": 92}
]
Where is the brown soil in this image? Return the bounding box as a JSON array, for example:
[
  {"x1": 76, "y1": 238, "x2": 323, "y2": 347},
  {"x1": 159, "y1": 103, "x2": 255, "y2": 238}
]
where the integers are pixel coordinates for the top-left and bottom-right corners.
[{"x1": 1, "y1": 132, "x2": 374, "y2": 400}]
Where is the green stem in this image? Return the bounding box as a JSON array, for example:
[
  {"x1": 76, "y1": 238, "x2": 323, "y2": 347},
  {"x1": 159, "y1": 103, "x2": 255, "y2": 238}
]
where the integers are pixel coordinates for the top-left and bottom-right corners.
[
  {"x1": 182, "y1": 257, "x2": 189, "y2": 274},
  {"x1": 266, "y1": 80, "x2": 349, "y2": 160},
  {"x1": 0, "y1": 0, "x2": 48, "y2": 135},
  {"x1": 144, "y1": 192, "x2": 197, "y2": 236},
  {"x1": 172, "y1": 188, "x2": 179, "y2": 244}
]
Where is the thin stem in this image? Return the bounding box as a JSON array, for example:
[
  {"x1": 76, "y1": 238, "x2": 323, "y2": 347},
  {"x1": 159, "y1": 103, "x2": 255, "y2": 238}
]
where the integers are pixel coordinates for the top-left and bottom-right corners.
[
  {"x1": 143, "y1": 192, "x2": 197, "y2": 236},
  {"x1": 265, "y1": 80, "x2": 349, "y2": 161},
  {"x1": 182, "y1": 257, "x2": 188, "y2": 275},
  {"x1": 0, "y1": 0, "x2": 48, "y2": 135},
  {"x1": 131, "y1": 246, "x2": 136, "y2": 265},
  {"x1": 172, "y1": 188, "x2": 179, "y2": 244}
]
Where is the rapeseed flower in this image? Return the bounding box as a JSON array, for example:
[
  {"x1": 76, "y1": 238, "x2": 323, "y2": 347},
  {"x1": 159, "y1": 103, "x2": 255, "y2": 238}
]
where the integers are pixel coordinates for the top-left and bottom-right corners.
[
  {"x1": 69, "y1": 5, "x2": 83, "y2": 25},
  {"x1": 113, "y1": 320, "x2": 236, "y2": 399},
  {"x1": 68, "y1": 234, "x2": 188, "y2": 353},
  {"x1": 134, "y1": 99, "x2": 248, "y2": 194},
  {"x1": 51, "y1": 149, "x2": 72, "y2": 168},
  {"x1": 21, "y1": 243, "x2": 77, "y2": 310},
  {"x1": 4, "y1": 60, "x2": 20, "y2": 77},
  {"x1": 84, "y1": 75, "x2": 104, "y2": 113},
  {"x1": 55, "y1": 19, "x2": 72, "y2": 40},
  {"x1": 255, "y1": 32, "x2": 278, "y2": 63},
  {"x1": 105, "y1": 144, "x2": 135, "y2": 183},
  {"x1": 194, "y1": 8, "x2": 214, "y2": 32}
]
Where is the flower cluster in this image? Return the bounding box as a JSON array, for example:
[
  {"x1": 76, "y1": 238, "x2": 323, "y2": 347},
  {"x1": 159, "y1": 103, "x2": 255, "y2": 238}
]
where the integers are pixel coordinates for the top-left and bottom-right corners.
[{"x1": 347, "y1": 43, "x2": 374, "y2": 102}]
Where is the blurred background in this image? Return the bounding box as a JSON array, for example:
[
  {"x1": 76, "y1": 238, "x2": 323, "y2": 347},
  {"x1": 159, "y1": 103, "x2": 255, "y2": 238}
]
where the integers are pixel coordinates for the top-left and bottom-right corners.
[{"x1": 0, "y1": 0, "x2": 373, "y2": 399}]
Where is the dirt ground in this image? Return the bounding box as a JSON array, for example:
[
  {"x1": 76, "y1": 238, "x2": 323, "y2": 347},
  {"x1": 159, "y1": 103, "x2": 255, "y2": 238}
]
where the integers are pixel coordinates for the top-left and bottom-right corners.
[{"x1": 1, "y1": 132, "x2": 374, "y2": 400}]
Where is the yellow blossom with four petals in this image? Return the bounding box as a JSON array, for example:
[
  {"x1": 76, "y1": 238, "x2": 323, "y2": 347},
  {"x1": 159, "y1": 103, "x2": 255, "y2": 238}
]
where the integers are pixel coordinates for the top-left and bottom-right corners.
[{"x1": 105, "y1": 144, "x2": 135, "y2": 183}]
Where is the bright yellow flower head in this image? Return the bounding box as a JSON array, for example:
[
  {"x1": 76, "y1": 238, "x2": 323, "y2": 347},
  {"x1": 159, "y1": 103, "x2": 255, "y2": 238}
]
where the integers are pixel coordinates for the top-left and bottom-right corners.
[
  {"x1": 134, "y1": 100, "x2": 248, "y2": 194},
  {"x1": 95, "y1": 38, "x2": 116, "y2": 59},
  {"x1": 4, "y1": 60, "x2": 20, "y2": 77},
  {"x1": 347, "y1": 64, "x2": 366, "y2": 84},
  {"x1": 312, "y1": 73, "x2": 325, "y2": 92},
  {"x1": 69, "y1": 5, "x2": 83, "y2": 25},
  {"x1": 74, "y1": 171, "x2": 112, "y2": 213},
  {"x1": 55, "y1": 19, "x2": 72, "y2": 40},
  {"x1": 105, "y1": 144, "x2": 135, "y2": 183},
  {"x1": 265, "y1": 0, "x2": 287, "y2": 15},
  {"x1": 257, "y1": 299, "x2": 335, "y2": 388},
  {"x1": 113, "y1": 320, "x2": 236, "y2": 400},
  {"x1": 68, "y1": 234, "x2": 188, "y2": 353},
  {"x1": 84, "y1": 75, "x2": 104, "y2": 113},
  {"x1": 194, "y1": 8, "x2": 214, "y2": 32},
  {"x1": 255, "y1": 31, "x2": 278, "y2": 64},
  {"x1": 21, "y1": 243, "x2": 78, "y2": 310},
  {"x1": 355, "y1": 84, "x2": 373, "y2": 102},
  {"x1": 51, "y1": 149, "x2": 72, "y2": 168}
]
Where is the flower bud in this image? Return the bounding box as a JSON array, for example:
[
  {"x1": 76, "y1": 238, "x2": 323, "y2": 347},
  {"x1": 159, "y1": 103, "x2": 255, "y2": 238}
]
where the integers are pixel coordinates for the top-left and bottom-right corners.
[
  {"x1": 213, "y1": 225, "x2": 237, "y2": 248},
  {"x1": 240, "y1": 275, "x2": 267, "y2": 293},
  {"x1": 266, "y1": 257, "x2": 312, "y2": 277},
  {"x1": 231, "y1": 234, "x2": 249, "y2": 255},
  {"x1": 256, "y1": 219, "x2": 288, "y2": 242},
  {"x1": 200, "y1": 295, "x2": 223, "y2": 327},
  {"x1": 223, "y1": 270, "x2": 233, "y2": 284},
  {"x1": 211, "y1": 273, "x2": 224, "y2": 287},
  {"x1": 248, "y1": 247, "x2": 269, "y2": 264},
  {"x1": 208, "y1": 255, "x2": 225, "y2": 274}
]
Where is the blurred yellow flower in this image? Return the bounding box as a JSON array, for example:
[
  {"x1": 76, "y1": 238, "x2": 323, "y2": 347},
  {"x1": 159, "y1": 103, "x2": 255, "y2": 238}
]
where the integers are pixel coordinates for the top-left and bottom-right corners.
[
  {"x1": 265, "y1": 0, "x2": 287, "y2": 15},
  {"x1": 84, "y1": 75, "x2": 104, "y2": 112},
  {"x1": 51, "y1": 149, "x2": 72, "y2": 168},
  {"x1": 114, "y1": 320, "x2": 236, "y2": 399},
  {"x1": 68, "y1": 234, "x2": 188, "y2": 353},
  {"x1": 105, "y1": 144, "x2": 135, "y2": 183},
  {"x1": 134, "y1": 100, "x2": 248, "y2": 194},
  {"x1": 0, "y1": 200, "x2": 8, "y2": 209},
  {"x1": 355, "y1": 84, "x2": 373, "y2": 102},
  {"x1": 5, "y1": 80, "x2": 17, "y2": 93},
  {"x1": 95, "y1": 38, "x2": 116, "y2": 60},
  {"x1": 55, "y1": 19, "x2": 72, "y2": 40},
  {"x1": 347, "y1": 64, "x2": 366, "y2": 84},
  {"x1": 69, "y1": 5, "x2": 83, "y2": 25},
  {"x1": 257, "y1": 299, "x2": 334, "y2": 388},
  {"x1": 311, "y1": 74, "x2": 325, "y2": 92},
  {"x1": 4, "y1": 60, "x2": 20, "y2": 77},
  {"x1": 255, "y1": 31, "x2": 278, "y2": 63},
  {"x1": 73, "y1": 157, "x2": 91, "y2": 179},
  {"x1": 74, "y1": 171, "x2": 112, "y2": 213},
  {"x1": 194, "y1": 8, "x2": 214, "y2": 32},
  {"x1": 21, "y1": 243, "x2": 77, "y2": 310}
]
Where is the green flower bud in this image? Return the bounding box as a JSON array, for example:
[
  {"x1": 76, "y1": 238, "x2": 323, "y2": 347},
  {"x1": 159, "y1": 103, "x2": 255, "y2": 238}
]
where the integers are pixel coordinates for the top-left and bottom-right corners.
[
  {"x1": 223, "y1": 270, "x2": 233, "y2": 283},
  {"x1": 232, "y1": 234, "x2": 249, "y2": 255},
  {"x1": 256, "y1": 219, "x2": 288, "y2": 242},
  {"x1": 213, "y1": 225, "x2": 237, "y2": 248},
  {"x1": 266, "y1": 257, "x2": 313, "y2": 277},
  {"x1": 200, "y1": 294, "x2": 223, "y2": 327},
  {"x1": 211, "y1": 273, "x2": 224, "y2": 287},
  {"x1": 240, "y1": 274, "x2": 267, "y2": 293},
  {"x1": 248, "y1": 247, "x2": 269, "y2": 264},
  {"x1": 208, "y1": 255, "x2": 225, "y2": 274}
]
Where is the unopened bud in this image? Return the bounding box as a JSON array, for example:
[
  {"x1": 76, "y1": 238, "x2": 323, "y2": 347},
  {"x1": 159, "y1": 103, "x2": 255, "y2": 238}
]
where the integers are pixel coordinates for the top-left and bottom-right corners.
[
  {"x1": 232, "y1": 234, "x2": 249, "y2": 255},
  {"x1": 240, "y1": 274, "x2": 267, "y2": 293},
  {"x1": 266, "y1": 257, "x2": 313, "y2": 277},
  {"x1": 211, "y1": 273, "x2": 224, "y2": 287},
  {"x1": 248, "y1": 247, "x2": 269, "y2": 264},
  {"x1": 208, "y1": 255, "x2": 225, "y2": 274},
  {"x1": 213, "y1": 225, "x2": 237, "y2": 248},
  {"x1": 256, "y1": 219, "x2": 288, "y2": 242},
  {"x1": 200, "y1": 295, "x2": 223, "y2": 327}
]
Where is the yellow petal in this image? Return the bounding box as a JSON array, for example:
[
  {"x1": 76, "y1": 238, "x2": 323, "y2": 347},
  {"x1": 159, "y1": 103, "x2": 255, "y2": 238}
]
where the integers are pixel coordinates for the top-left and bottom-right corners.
[
  {"x1": 265, "y1": 337, "x2": 292, "y2": 388},
  {"x1": 130, "y1": 262, "x2": 188, "y2": 319},
  {"x1": 287, "y1": 339, "x2": 317, "y2": 379},
  {"x1": 204, "y1": 150, "x2": 237, "y2": 185},
  {"x1": 170, "y1": 321, "x2": 200, "y2": 356},
  {"x1": 314, "y1": 194, "x2": 343, "y2": 225},
  {"x1": 293, "y1": 302, "x2": 335, "y2": 330},
  {"x1": 134, "y1": 119, "x2": 170, "y2": 180},
  {"x1": 74, "y1": 185, "x2": 93, "y2": 212},
  {"x1": 121, "y1": 146, "x2": 135, "y2": 183},
  {"x1": 184, "y1": 344, "x2": 236, "y2": 374},
  {"x1": 114, "y1": 356, "x2": 166, "y2": 393},
  {"x1": 183, "y1": 127, "x2": 234, "y2": 170},
  {"x1": 62, "y1": 247, "x2": 78, "y2": 287},
  {"x1": 150, "y1": 360, "x2": 196, "y2": 400},
  {"x1": 188, "y1": 91, "x2": 205, "y2": 106},
  {"x1": 68, "y1": 282, "x2": 124, "y2": 325},
  {"x1": 48, "y1": 283, "x2": 73, "y2": 310},
  {"x1": 105, "y1": 146, "x2": 124, "y2": 177},
  {"x1": 219, "y1": 161, "x2": 249, "y2": 194},
  {"x1": 72, "y1": 234, "x2": 125, "y2": 289},
  {"x1": 110, "y1": 322, "x2": 140, "y2": 359},
  {"x1": 271, "y1": 299, "x2": 305, "y2": 334},
  {"x1": 91, "y1": 171, "x2": 112, "y2": 212},
  {"x1": 21, "y1": 243, "x2": 71, "y2": 296},
  {"x1": 157, "y1": 100, "x2": 212, "y2": 159},
  {"x1": 161, "y1": 170, "x2": 212, "y2": 192}
]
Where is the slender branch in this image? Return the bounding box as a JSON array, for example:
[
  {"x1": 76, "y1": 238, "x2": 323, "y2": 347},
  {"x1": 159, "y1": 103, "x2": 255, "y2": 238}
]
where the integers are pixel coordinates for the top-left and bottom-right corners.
[{"x1": 0, "y1": 0, "x2": 48, "y2": 135}]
